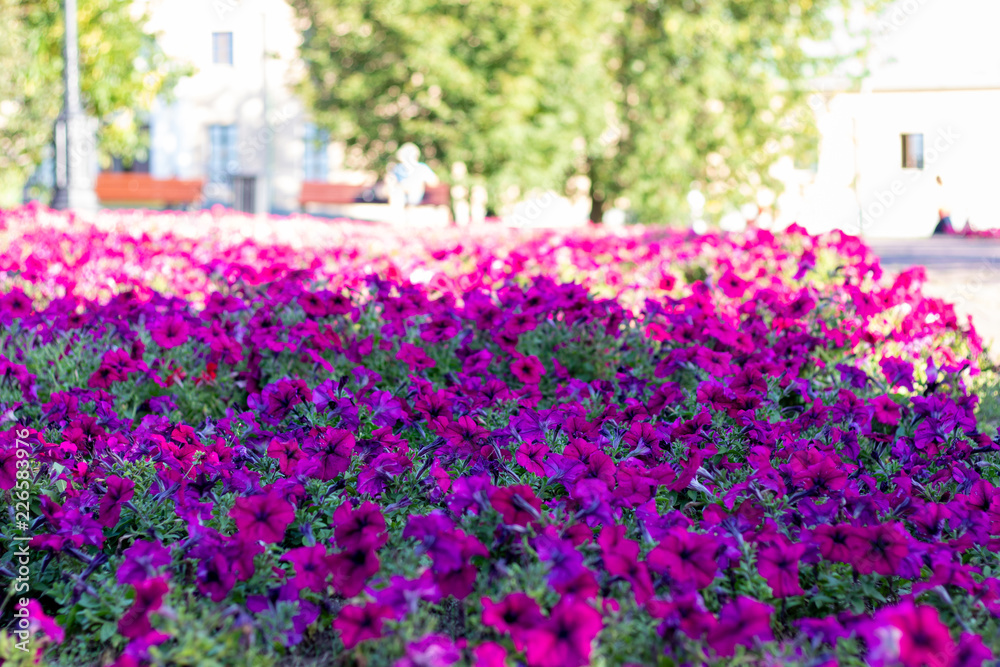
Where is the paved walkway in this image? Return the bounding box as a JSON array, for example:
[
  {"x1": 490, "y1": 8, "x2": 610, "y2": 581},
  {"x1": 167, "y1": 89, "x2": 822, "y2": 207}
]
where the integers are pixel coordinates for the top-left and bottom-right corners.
[{"x1": 866, "y1": 237, "x2": 1000, "y2": 361}]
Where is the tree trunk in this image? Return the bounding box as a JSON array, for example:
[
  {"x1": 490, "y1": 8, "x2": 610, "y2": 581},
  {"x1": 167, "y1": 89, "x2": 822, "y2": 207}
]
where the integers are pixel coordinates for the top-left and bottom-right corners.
[{"x1": 587, "y1": 158, "x2": 605, "y2": 223}]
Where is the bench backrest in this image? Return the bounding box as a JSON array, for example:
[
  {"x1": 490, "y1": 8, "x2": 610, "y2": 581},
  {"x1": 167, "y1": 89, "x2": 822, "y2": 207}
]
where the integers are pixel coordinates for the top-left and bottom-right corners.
[{"x1": 96, "y1": 173, "x2": 203, "y2": 204}]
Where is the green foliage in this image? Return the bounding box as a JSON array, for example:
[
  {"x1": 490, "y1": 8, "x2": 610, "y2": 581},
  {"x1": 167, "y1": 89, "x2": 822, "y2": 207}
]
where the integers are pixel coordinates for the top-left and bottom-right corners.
[
  {"x1": 291, "y1": 0, "x2": 886, "y2": 222},
  {"x1": 972, "y1": 359, "x2": 1000, "y2": 437},
  {"x1": 588, "y1": 0, "x2": 860, "y2": 223},
  {"x1": 0, "y1": 0, "x2": 189, "y2": 206},
  {"x1": 290, "y1": 0, "x2": 613, "y2": 210}
]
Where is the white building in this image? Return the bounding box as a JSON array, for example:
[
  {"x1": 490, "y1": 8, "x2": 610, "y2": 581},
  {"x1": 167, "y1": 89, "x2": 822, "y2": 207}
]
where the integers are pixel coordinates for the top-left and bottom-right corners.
[
  {"x1": 790, "y1": 0, "x2": 1000, "y2": 238},
  {"x1": 139, "y1": 0, "x2": 346, "y2": 214}
]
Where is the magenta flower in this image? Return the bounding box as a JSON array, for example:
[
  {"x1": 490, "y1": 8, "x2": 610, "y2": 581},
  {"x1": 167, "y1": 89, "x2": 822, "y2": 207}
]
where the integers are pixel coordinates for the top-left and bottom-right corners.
[
  {"x1": 326, "y1": 545, "x2": 380, "y2": 597},
  {"x1": 481, "y1": 593, "x2": 543, "y2": 650},
  {"x1": 848, "y1": 523, "x2": 910, "y2": 576},
  {"x1": 397, "y1": 342, "x2": 436, "y2": 372},
  {"x1": 510, "y1": 354, "x2": 545, "y2": 384},
  {"x1": 332, "y1": 602, "x2": 394, "y2": 649},
  {"x1": 117, "y1": 539, "x2": 172, "y2": 585},
  {"x1": 867, "y1": 602, "x2": 955, "y2": 667},
  {"x1": 396, "y1": 634, "x2": 462, "y2": 667},
  {"x1": 473, "y1": 642, "x2": 507, "y2": 667},
  {"x1": 648, "y1": 528, "x2": 720, "y2": 589},
  {"x1": 98, "y1": 475, "x2": 135, "y2": 528},
  {"x1": 281, "y1": 545, "x2": 330, "y2": 592},
  {"x1": 118, "y1": 577, "x2": 170, "y2": 639},
  {"x1": 706, "y1": 596, "x2": 774, "y2": 657},
  {"x1": 757, "y1": 539, "x2": 805, "y2": 598},
  {"x1": 515, "y1": 441, "x2": 549, "y2": 476},
  {"x1": 16, "y1": 599, "x2": 64, "y2": 644},
  {"x1": 525, "y1": 600, "x2": 602, "y2": 667},
  {"x1": 196, "y1": 551, "x2": 237, "y2": 602},
  {"x1": 647, "y1": 591, "x2": 717, "y2": 638},
  {"x1": 267, "y1": 437, "x2": 308, "y2": 476},
  {"x1": 149, "y1": 314, "x2": 190, "y2": 349},
  {"x1": 812, "y1": 523, "x2": 856, "y2": 564},
  {"x1": 332, "y1": 501, "x2": 388, "y2": 551},
  {"x1": 299, "y1": 427, "x2": 355, "y2": 480},
  {"x1": 489, "y1": 484, "x2": 542, "y2": 527},
  {"x1": 230, "y1": 490, "x2": 296, "y2": 544},
  {"x1": 953, "y1": 632, "x2": 993, "y2": 667}
]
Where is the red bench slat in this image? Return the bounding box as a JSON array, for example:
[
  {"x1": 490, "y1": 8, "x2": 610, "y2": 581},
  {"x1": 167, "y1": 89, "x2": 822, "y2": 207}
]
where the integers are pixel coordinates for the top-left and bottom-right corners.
[{"x1": 96, "y1": 173, "x2": 203, "y2": 204}]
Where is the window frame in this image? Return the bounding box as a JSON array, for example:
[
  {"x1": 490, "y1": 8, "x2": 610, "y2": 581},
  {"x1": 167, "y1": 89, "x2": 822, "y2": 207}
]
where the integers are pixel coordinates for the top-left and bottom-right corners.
[
  {"x1": 302, "y1": 123, "x2": 330, "y2": 182},
  {"x1": 901, "y1": 133, "x2": 924, "y2": 170},
  {"x1": 212, "y1": 32, "x2": 234, "y2": 66},
  {"x1": 207, "y1": 124, "x2": 239, "y2": 185}
]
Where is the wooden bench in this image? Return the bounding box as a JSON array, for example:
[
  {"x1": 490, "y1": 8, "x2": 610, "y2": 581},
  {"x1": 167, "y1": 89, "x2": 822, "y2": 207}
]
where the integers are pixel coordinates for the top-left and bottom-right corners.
[
  {"x1": 299, "y1": 182, "x2": 451, "y2": 207},
  {"x1": 96, "y1": 173, "x2": 204, "y2": 208}
]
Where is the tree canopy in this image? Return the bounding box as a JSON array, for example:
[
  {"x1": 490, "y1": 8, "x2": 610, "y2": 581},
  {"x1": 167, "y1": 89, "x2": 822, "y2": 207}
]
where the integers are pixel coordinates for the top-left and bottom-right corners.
[
  {"x1": 291, "y1": 0, "x2": 612, "y2": 212},
  {"x1": 292, "y1": 0, "x2": 877, "y2": 222},
  {"x1": 0, "y1": 0, "x2": 187, "y2": 206}
]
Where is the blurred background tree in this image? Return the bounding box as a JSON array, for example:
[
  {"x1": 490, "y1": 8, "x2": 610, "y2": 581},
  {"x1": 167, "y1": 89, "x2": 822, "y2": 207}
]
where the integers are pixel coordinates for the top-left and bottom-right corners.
[
  {"x1": 293, "y1": 0, "x2": 881, "y2": 223},
  {"x1": 290, "y1": 0, "x2": 614, "y2": 214},
  {"x1": 589, "y1": 0, "x2": 874, "y2": 223},
  {"x1": 0, "y1": 0, "x2": 188, "y2": 206}
]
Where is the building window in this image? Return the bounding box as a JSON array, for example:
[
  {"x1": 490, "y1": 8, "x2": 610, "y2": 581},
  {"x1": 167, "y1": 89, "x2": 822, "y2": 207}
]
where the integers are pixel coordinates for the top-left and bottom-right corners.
[
  {"x1": 901, "y1": 133, "x2": 924, "y2": 169},
  {"x1": 212, "y1": 32, "x2": 233, "y2": 65},
  {"x1": 208, "y1": 124, "x2": 238, "y2": 185},
  {"x1": 303, "y1": 123, "x2": 329, "y2": 182}
]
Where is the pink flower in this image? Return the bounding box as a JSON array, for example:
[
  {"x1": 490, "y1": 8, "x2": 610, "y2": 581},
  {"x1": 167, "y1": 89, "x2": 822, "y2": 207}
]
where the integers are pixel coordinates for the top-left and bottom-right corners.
[
  {"x1": 281, "y1": 545, "x2": 330, "y2": 592},
  {"x1": 332, "y1": 501, "x2": 388, "y2": 551},
  {"x1": 813, "y1": 524, "x2": 855, "y2": 564},
  {"x1": 647, "y1": 528, "x2": 720, "y2": 589},
  {"x1": 119, "y1": 577, "x2": 170, "y2": 638},
  {"x1": 197, "y1": 551, "x2": 236, "y2": 601},
  {"x1": 397, "y1": 342, "x2": 436, "y2": 372},
  {"x1": 149, "y1": 314, "x2": 190, "y2": 349},
  {"x1": 848, "y1": 523, "x2": 910, "y2": 576},
  {"x1": 481, "y1": 593, "x2": 543, "y2": 650},
  {"x1": 16, "y1": 599, "x2": 64, "y2": 644},
  {"x1": 396, "y1": 634, "x2": 462, "y2": 667},
  {"x1": 98, "y1": 475, "x2": 135, "y2": 528},
  {"x1": 333, "y1": 602, "x2": 394, "y2": 649},
  {"x1": 474, "y1": 642, "x2": 507, "y2": 667},
  {"x1": 525, "y1": 600, "x2": 602, "y2": 667},
  {"x1": 868, "y1": 602, "x2": 955, "y2": 667},
  {"x1": 510, "y1": 355, "x2": 546, "y2": 384},
  {"x1": 300, "y1": 427, "x2": 355, "y2": 480},
  {"x1": 117, "y1": 539, "x2": 172, "y2": 585},
  {"x1": 706, "y1": 596, "x2": 773, "y2": 657},
  {"x1": 326, "y1": 545, "x2": 380, "y2": 597},
  {"x1": 757, "y1": 539, "x2": 805, "y2": 598},
  {"x1": 490, "y1": 484, "x2": 542, "y2": 526},
  {"x1": 230, "y1": 490, "x2": 296, "y2": 544}
]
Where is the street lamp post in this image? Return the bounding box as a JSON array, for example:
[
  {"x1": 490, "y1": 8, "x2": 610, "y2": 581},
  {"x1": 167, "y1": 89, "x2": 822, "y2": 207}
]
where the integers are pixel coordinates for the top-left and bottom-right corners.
[{"x1": 51, "y1": 0, "x2": 98, "y2": 214}]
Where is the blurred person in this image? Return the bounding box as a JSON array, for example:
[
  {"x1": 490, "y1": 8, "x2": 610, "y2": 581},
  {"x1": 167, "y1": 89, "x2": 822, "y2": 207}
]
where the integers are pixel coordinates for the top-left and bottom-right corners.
[
  {"x1": 387, "y1": 143, "x2": 439, "y2": 209},
  {"x1": 932, "y1": 175, "x2": 967, "y2": 236}
]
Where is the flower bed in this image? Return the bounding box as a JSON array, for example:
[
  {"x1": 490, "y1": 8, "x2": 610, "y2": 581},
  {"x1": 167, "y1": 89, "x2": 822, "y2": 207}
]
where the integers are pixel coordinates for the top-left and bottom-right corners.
[{"x1": 1, "y1": 204, "x2": 998, "y2": 667}]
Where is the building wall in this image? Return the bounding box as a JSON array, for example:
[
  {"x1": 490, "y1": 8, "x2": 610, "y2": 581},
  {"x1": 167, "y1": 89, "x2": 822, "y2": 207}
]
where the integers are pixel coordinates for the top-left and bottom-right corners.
[
  {"x1": 145, "y1": 0, "x2": 317, "y2": 213},
  {"x1": 797, "y1": 89, "x2": 1000, "y2": 238}
]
